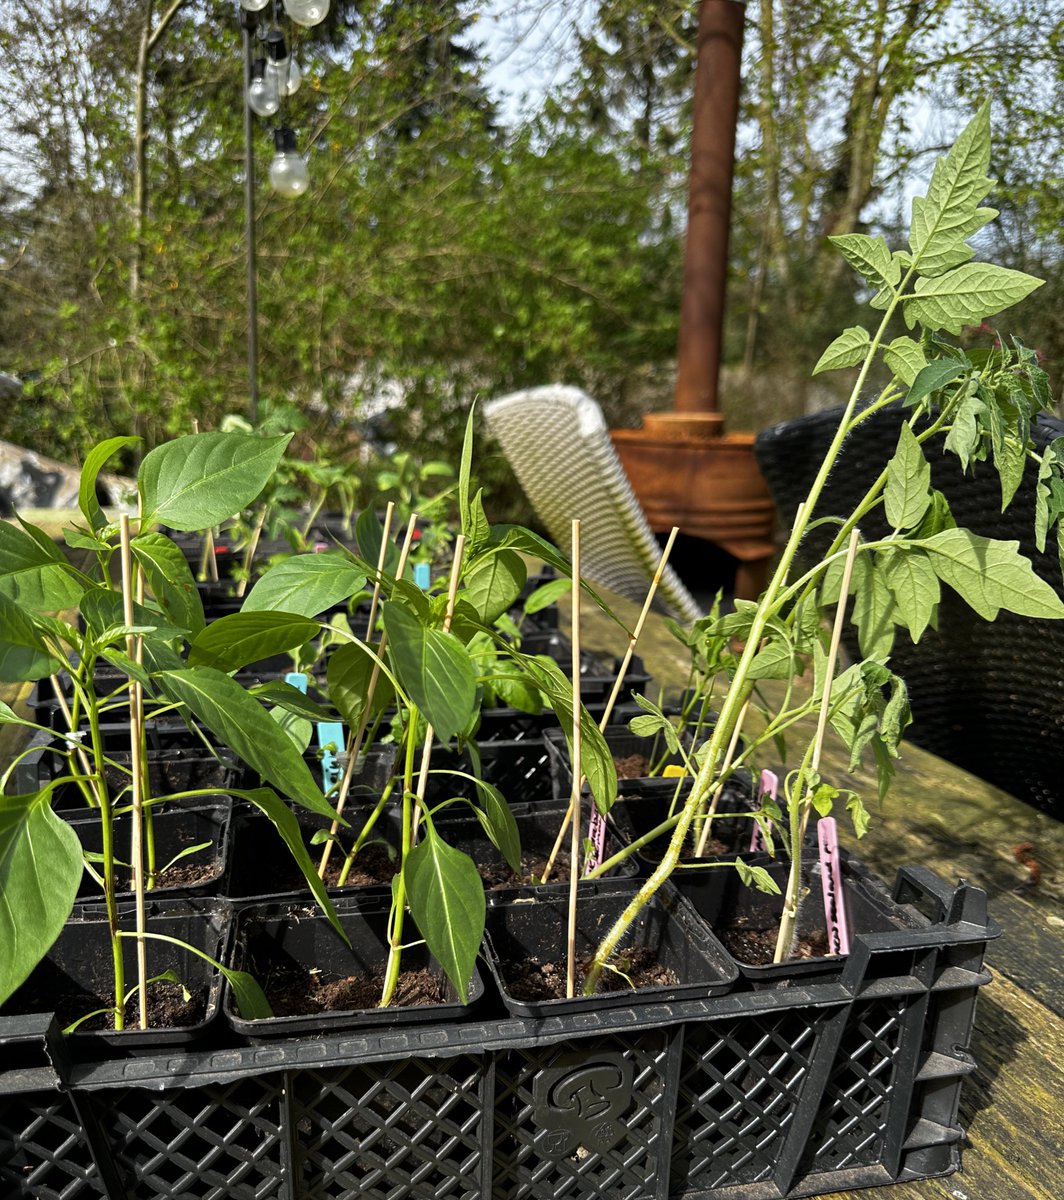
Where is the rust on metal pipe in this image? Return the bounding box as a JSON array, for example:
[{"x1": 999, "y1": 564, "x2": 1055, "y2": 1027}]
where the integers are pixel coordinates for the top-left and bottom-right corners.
[{"x1": 674, "y1": 0, "x2": 745, "y2": 416}]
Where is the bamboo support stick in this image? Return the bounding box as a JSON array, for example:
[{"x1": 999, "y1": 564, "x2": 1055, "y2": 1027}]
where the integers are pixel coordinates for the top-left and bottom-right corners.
[
  {"x1": 541, "y1": 528, "x2": 680, "y2": 885},
  {"x1": 119, "y1": 514, "x2": 149, "y2": 1029},
  {"x1": 50, "y1": 676, "x2": 101, "y2": 805},
  {"x1": 317, "y1": 510, "x2": 416, "y2": 878},
  {"x1": 566, "y1": 520, "x2": 582, "y2": 999},
  {"x1": 773, "y1": 527, "x2": 861, "y2": 963},
  {"x1": 235, "y1": 505, "x2": 268, "y2": 598},
  {"x1": 693, "y1": 697, "x2": 750, "y2": 857}
]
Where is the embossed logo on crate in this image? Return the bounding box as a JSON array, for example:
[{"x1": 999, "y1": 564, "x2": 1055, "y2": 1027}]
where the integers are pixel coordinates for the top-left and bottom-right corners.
[{"x1": 533, "y1": 1052, "x2": 633, "y2": 1157}]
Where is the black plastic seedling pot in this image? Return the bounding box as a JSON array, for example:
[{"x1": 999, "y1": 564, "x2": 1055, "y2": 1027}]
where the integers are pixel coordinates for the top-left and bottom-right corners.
[
  {"x1": 0, "y1": 866, "x2": 998, "y2": 1200},
  {"x1": 483, "y1": 879, "x2": 739, "y2": 1016},
  {"x1": 224, "y1": 892, "x2": 486, "y2": 1038}
]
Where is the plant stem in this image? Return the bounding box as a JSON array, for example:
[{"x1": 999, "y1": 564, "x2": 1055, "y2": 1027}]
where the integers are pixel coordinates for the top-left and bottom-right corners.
[{"x1": 584, "y1": 276, "x2": 913, "y2": 993}]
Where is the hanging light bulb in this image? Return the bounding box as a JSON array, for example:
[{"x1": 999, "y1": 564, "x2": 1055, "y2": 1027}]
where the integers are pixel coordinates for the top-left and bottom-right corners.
[
  {"x1": 239, "y1": 0, "x2": 270, "y2": 10},
  {"x1": 264, "y1": 29, "x2": 302, "y2": 96},
  {"x1": 269, "y1": 128, "x2": 310, "y2": 198},
  {"x1": 247, "y1": 58, "x2": 280, "y2": 117},
  {"x1": 282, "y1": 0, "x2": 330, "y2": 28}
]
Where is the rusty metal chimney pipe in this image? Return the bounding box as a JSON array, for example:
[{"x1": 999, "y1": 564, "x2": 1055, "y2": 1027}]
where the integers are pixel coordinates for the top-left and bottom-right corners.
[{"x1": 674, "y1": 0, "x2": 745, "y2": 416}]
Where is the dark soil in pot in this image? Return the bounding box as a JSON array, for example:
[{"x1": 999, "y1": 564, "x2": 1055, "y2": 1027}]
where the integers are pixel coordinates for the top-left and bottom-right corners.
[
  {"x1": 225, "y1": 893, "x2": 485, "y2": 1037},
  {"x1": 484, "y1": 879, "x2": 738, "y2": 1018},
  {"x1": 0, "y1": 897, "x2": 230, "y2": 1054}
]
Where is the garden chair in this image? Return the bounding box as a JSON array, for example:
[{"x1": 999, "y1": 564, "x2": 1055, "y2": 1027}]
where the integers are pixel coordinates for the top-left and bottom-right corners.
[
  {"x1": 484, "y1": 385, "x2": 702, "y2": 624},
  {"x1": 754, "y1": 403, "x2": 1064, "y2": 816}
]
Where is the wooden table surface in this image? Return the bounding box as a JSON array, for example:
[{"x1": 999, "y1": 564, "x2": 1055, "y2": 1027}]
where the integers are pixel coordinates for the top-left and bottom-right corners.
[{"x1": 570, "y1": 584, "x2": 1063, "y2": 1200}]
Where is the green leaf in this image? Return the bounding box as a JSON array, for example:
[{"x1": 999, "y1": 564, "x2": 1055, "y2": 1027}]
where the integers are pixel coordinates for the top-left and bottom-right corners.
[
  {"x1": 920, "y1": 528, "x2": 1064, "y2": 619},
  {"x1": 884, "y1": 424, "x2": 931, "y2": 530},
  {"x1": 79, "y1": 586, "x2": 184, "y2": 644},
  {"x1": 884, "y1": 336, "x2": 927, "y2": 387},
  {"x1": 403, "y1": 822, "x2": 484, "y2": 1004},
  {"x1": 187, "y1": 611, "x2": 319, "y2": 673},
  {"x1": 881, "y1": 549, "x2": 940, "y2": 643},
  {"x1": 155, "y1": 667, "x2": 340, "y2": 819},
  {"x1": 0, "y1": 789, "x2": 83, "y2": 1005},
  {"x1": 326, "y1": 641, "x2": 393, "y2": 729},
  {"x1": 241, "y1": 553, "x2": 367, "y2": 617},
  {"x1": 0, "y1": 521, "x2": 86, "y2": 611},
  {"x1": 355, "y1": 507, "x2": 400, "y2": 578},
  {"x1": 905, "y1": 265, "x2": 1044, "y2": 335},
  {"x1": 235, "y1": 786, "x2": 348, "y2": 944},
  {"x1": 523, "y1": 577, "x2": 571, "y2": 614},
  {"x1": 458, "y1": 403, "x2": 476, "y2": 547},
  {"x1": 0, "y1": 594, "x2": 65, "y2": 681},
  {"x1": 943, "y1": 390, "x2": 987, "y2": 470},
  {"x1": 520, "y1": 656, "x2": 617, "y2": 814},
  {"x1": 467, "y1": 488, "x2": 491, "y2": 556},
  {"x1": 79, "y1": 436, "x2": 139, "y2": 532},
  {"x1": 904, "y1": 360, "x2": 968, "y2": 409},
  {"x1": 850, "y1": 555, "x2": 898, "y2": 660},
  {"x1": 462, "y1": 549, "x2": 526, "y2": 624},
  {"x1": 810, "y1": 783, "x2": 838, "y2": 817},
  {"x1": 0, "y1": 699, "x2": 36, "y2": 727},
  {"x1": 270, "y1": 707, "x2": 313, "y2": 753},
  {"x1": 436, "y1": 772, "x2": 522, "y2": 872},
  {"x1": 908, "y1": 102, "x2": 996, "y2": 272},
  {"x1": 132, "y1": 532, "x2": 205, "y2": 636},
  {"x1": 734, "y1": 859, "x2": 781, "y2": 896},
  {"x1": 747, "y1": 638, "x2": 795, "y2": 680},
  {"x1": 812, "y1": 326, "x2": 870, "y2": 375},
  {"x1": 139, "y1": 433, "x2": 292, "y2": 531},
  {"x1": 381, "y1": 603, "x2": 477, "y2": 741},
  {"x1": 828, "y1": 233, "x2": 900, "y2": 290},
  {"x1": 847, "y1": 792, "x2": 872, "y2": 838},
  {"x1": 225, "y1": 968, "x2": 274, "y2": 1021},
  {"x1": 248, "y1": 680, "x2": 335, "y2": 722}
]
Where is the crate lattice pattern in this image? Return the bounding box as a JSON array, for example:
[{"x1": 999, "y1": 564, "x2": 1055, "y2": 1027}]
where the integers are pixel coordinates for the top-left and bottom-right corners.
[
  {"x1": 0, "y1": 1093, "x2": 104, "y2": 1200},
  {"x1": 671, "y1": 1008, "x2": 830, "y2": 1193},
  {"x1": 292, "y1": 1054, "x2": 486, "y2": 1199},
  {"x1": 492, "y1": 1030, "x2": 671, "y2": 1200}
]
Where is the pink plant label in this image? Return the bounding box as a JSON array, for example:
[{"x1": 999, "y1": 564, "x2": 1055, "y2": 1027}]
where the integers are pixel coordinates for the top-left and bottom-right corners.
[
  {"x1": 750, "y1": 768, "x2": 778, "y2": 852},
  {"x1": 817, "y1": 817, "x2": 850, "y2": 956},
  {"x1": 585, "y1": 808, "x2": 607, "y2": 875}
]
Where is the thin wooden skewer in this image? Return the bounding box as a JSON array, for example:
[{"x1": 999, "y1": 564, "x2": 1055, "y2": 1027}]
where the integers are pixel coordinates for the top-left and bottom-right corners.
[
  {"x1": 566, "y1": 519, "x2": 582, "y2": 999},
  {"x1": 693, "y1": 697, "x2": 750, "y2": 857},
  {"x1": 541, "y1": 528, "x2": 681, "y2": 884},
  {"x1": 50, "y1": 676, "x2": 102, "y2": 805},
  {"x1": 235, "y1": 506, "x2": 268, "y2": 598},
  {"x1": 191, "y1": 419, "x2": 219, "y2": 582},
  {"x1": 317, "y1": 511, "x2": 416, "y2": 878},
  {"x1": 411, "y1": 535, "x2": 467, "y2": 838},
  {"x1": 119, "y1": 514, "x2": 149, "y2": 1029},
  {"x1": 774, "y1": 527, "x2": 861, "y2": 963}
]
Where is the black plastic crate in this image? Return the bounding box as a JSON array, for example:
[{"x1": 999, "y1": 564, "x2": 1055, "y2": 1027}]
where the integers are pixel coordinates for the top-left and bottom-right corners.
[{"x1": 0, "y1": 866, "x2": 997, "y2": 1200}]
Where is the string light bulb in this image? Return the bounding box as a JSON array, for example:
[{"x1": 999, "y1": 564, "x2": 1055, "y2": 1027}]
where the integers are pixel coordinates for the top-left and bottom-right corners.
[
  {"x1": 281, "y1": 0, "x2": 330, "y2": 28},
  {"x1": 247, "y1": 58, "x2": 280, "y2": 117},
  {"x1": 239, "y1": 0, "x2": 270, "y2": 10},
  {"x1": 265, "y1": 29, "x2": 302, "y2": 96},
  {"x1": 269, "y1": 127, "x2": 310, "y2": 197}
]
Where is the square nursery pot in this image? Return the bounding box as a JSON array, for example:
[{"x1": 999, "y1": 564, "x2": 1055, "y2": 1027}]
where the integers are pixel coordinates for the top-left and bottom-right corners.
[
  {"x1": 226, "y1": 801, "x2": 403, "y2": 902},
  {"x1": 224, "y1": 893, "x2": 486, "y2": 1038},
  {"x1": 678, "y1": 853, "x2": 932, "y2": 988},
  {"x1": 0, "y1": 865, "x2": 997, "y2": 1200},
  {"x1": 0, "y1": 896, "x2": 231, "y2": 1058},
  {"x1": 520, "y1": 630, "x2": 651, "y2": 704},
  {"x1": 434, "y1": 803, "x2": 638, "y2": 894},
  {"x1": 483, "y1": 879, "x2": 740, "y2": 1017}
]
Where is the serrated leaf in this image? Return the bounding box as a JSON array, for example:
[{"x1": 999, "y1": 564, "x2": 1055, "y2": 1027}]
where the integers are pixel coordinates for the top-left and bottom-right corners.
[
  {"x1": 132, "y1": 532, "x2": 205, "y2": 636},
  {"x1": 884, "y1": 424, "x2": 931, "y2": 530},
  {"x1": 0, "y1": 789, "x2": 83, "y2": 1005},
  {"x1": 850, "y1": 555, "x2": 897, "y2": 660},
  {"x1": 139, "y1": 433, "x2": 291, "y2": 531},
  {"x1": 908, "y1": 102, "x2": 995, "y2": 269},
  {"x1": 905, "y1": 360, "x2": 968, "y2": 408},
  {"x1": 943, "y1": 390, "x2": 986, "y2": 470},
  {"x1": 881, "y1": 548, "x2": 939, "y2": 643},
  {"x1": 187, "y1": 611, "x2": 319, "y2": 673},
  {"x1": 828, "y1": 233, "x2": 899, "y2": 289},
  {"x1": 242, "y1": 553, "x2": 367, "y2": 617},
  {"x1": 884, "y1": 337, "x2": 927, "y2": 386},
  {"x1": 919, "y1": 528, "x2": 1064, "y2": 620},
  {"x1": 905, "y1": 264, "x2": 1044, "y2": 335},
  {"x1": 403, "y1": 823, "x2": 484, "y2": 1004},
  {"x1": 812, "y1": 326, "x2": 870, "y2": 376},
  {"x1": 747, "y1": 638, "x2": 794, "y2": 680}
]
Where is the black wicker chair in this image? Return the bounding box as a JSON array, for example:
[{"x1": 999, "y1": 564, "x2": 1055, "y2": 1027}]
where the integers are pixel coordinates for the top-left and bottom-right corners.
[{"x1": 754, "y1": 404, "x2": 1064, "y2": 816}]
